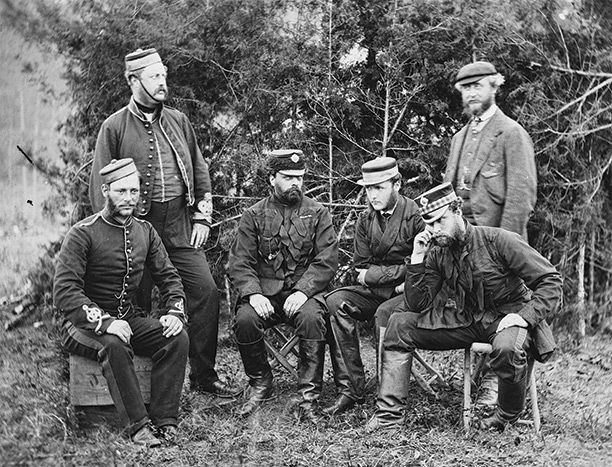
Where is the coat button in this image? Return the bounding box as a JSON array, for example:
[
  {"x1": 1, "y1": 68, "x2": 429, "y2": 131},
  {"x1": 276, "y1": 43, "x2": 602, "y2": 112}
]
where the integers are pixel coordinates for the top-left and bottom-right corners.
[
  {"x1": 143, "y1": 191, "x2": 148, "y2": 195},
  {"x1": 145, "y1": 182, "x2": 150, "y2": 186},
  {"x1": 149, "y1": 146, "x2": 154, "y2": 150},
  {"x1": 147, "y1": 164, "x2": 152, "y2": 168},
  {"x1": 146, "y1": 172, "x2": 151, "y2": 177},
  {"x1": 147, "y1": 131, "x2": 152, "y2": 135},
  {"x1": 143, "y1": 199, "x2": 147, "y2": 204}
]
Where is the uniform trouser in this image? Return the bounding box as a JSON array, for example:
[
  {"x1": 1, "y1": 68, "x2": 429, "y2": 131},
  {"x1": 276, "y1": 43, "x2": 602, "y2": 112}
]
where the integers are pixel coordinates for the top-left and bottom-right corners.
[
  {"x1": 62, "y1": 316, "x2": 189, "y2": 436},
  {"x1": 138, "y1": 197, "x2": 220, "y2": 386},
  {"x1": 325, "y1": 287, "x2": 397, "y2": 400},
  {"x1": 233, "y1": 291, "x2": 327, "y2": 404},
  {"x1": 233, "y1": 291, "x2": 327, "y2": 345},
  {"x1": 380, "y1": 311, "x2": 531, "y2": 419}
]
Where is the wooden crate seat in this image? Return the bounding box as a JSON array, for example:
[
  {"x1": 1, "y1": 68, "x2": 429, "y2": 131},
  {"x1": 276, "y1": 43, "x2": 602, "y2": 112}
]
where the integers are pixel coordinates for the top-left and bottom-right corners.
[{"x1": 69, "y1": 354, "x2": 152, "y2": 406}]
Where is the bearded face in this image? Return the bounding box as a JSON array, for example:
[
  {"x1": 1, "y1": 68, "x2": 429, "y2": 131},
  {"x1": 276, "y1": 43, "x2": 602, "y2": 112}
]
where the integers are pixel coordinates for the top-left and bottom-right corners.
[{"x1": 271, "y1": 172, "x2": 304, "y2": 206}]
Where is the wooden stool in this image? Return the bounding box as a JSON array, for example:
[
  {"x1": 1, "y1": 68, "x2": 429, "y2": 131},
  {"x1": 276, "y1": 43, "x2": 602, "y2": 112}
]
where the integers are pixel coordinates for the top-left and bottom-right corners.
[
  {"x1": 264, "y1": 326, "x2": 300, "y2": 379},
  {"x1": 463, "y1": 343, "x2": 541, "y2": 432},
  {"x1": 69, "y1": 354, "x2": 153, "y2": 406}
]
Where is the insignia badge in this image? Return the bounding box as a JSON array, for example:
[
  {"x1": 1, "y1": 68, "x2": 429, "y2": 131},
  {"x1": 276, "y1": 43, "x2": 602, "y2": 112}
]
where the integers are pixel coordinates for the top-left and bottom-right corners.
[
  {"x1": 290, "y1": 154, "x2": 300, "y2": 164},
  {"x1": 175, "y1": 299, "x2": 184, "y2": 312},
  {"x1": 420, "y1": 196, "x2": 429, "y2": 207},
  {"x1": 83, "y1": 304, "x2": 102, "y2": 323}
]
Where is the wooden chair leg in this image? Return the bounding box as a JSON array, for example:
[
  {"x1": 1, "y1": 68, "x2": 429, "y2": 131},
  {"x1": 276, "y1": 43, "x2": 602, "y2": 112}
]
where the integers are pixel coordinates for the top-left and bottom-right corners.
[
  {"x1": 463, "y1": 347, "x2": 472, "y2": 431},
  {"x1": 529, "y1": 364, "x2": 541, "y2": 433}
]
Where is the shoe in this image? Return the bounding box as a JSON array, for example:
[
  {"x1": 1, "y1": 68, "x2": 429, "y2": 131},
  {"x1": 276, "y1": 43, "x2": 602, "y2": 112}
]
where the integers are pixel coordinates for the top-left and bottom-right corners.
[
  {"x1": 364, "y1": 415, "x2": 403, "y2": 433},
  {"x1": 156, "y1": 425, "x2": 178, "y2": 444},
  {"x1": 238, "y1": 384, "x2": 276, "y2": 417},
  {"x1": 132, "y1": 424, "x2": 161, "y2": 448},
  {"x1": 479, "y1": 411, "x2": 509, "y2": 432},
  {"x1": 295, "y1": 401, "x2": 322, "y2": 424},
  {"x1": 322, "y1": 394, "x2": 362, "y2": 416},
  {"x1": 192, "y1": 379, "x2": 241, "y2": 398}
]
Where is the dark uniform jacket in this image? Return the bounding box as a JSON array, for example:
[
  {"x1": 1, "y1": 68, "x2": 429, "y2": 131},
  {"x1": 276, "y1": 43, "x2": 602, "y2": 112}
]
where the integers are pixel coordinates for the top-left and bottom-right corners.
[
  {"x1": 353, "y1": 195, "x2": 424, "y2": 299},
  {"x1": 228, "y1": 194, "x2": 338, "y2": 299},
  {"x1": 404, "y1": 223, "x2": 562, "y2": 362},
  {"x1": 444, "y1": 109, "x2": 536, "y2": 238},
  {"x1": 89, "y1": 97, "x2": 212, "y2": 221},
  {"x1": 53, "y1": 212, "x2": 186, "y2": 334}
]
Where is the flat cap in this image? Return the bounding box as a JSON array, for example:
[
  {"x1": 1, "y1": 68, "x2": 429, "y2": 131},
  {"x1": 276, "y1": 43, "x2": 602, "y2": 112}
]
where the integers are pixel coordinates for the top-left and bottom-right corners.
[
  {"x1": 415, "y1": 182, "x2": 458, "y2": 223},
  {"x1": 455, "y1": 61, "x2": 497, "y2": 86},
  {"x1": 267, "y1": 149, "x2": 306, "y2": 176},
  {"x1": 357, "y1": 157, "x2": 399, "y2": 186},
  {"x1": 125, "y1": 48, "x2": 163, "y2": 74},
  {"x1": 100, "y1": 158, "x2": 138, "y2": 185}
]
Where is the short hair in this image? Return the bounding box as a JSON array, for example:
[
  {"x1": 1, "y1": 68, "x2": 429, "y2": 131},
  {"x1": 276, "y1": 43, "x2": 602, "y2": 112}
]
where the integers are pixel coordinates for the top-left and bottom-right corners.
[
  {"x1": 390, "y1": 174, "x2": 402, "y2": 184},
  {"x1": 454, "y1": 73, "x2": 505, "y2": 92}
]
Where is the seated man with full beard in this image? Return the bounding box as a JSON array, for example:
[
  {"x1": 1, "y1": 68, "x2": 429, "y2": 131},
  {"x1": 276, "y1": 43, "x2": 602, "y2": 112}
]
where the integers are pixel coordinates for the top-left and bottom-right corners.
[
  {"x1": 366, "y1": 182, "x2": 562, "y2": 432},
  {"x1": 228, "y1": 149, "x2": 338, "y2": 422}
]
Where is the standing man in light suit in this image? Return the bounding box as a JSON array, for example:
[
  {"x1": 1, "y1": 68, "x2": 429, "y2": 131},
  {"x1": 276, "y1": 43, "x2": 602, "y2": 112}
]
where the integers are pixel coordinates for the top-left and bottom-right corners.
[
  {"x1": 445, "y1": 60, "x2": 536, "y2": 239},
  {"x1": 90, "y1": 48, "x2": 237, "y2": 398},
  {"x1": 444, "y1": 61, "x2": 538, "y2": 404}
]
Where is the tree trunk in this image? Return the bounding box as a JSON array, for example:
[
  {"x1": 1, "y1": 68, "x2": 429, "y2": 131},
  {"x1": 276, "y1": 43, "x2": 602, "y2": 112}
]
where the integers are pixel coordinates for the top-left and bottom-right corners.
[{"x1": 576, "y1": 232, "x2": 586, "y2": 342}]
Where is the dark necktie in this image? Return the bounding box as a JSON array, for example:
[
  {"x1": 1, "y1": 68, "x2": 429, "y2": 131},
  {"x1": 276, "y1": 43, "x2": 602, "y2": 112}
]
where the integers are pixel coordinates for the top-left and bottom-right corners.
[{"x1": 380, "y1": 212, "x2": 392, "y2": 232}]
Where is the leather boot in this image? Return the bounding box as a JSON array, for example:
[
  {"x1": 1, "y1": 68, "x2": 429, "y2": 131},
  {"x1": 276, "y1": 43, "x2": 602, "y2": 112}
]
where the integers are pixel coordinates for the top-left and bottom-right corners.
[
  {"x1": 237, "y1": 339, "x2": 275, "y2": 417},
  {"x1": 481, "y1": 368, "x2": 528, "y2": 431},
  {"x1": 324, "y1": 302, "x2": 365, "y2": 415},
  {"x1": 296, "y1": 339, "x2": 325, "y2": 423},
  {"x1": 365, "y1": 350, "x2": 412, "y2": 432}
]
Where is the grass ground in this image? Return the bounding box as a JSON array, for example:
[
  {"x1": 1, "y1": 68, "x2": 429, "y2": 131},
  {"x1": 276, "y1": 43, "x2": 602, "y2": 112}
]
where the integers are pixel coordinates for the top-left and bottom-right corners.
[
  {"x1": 0, "y1": 306, "x2": 610, "y2": 466},
  {"x1": 0, "y1": 181, "x2": 610, "y2": 466}
]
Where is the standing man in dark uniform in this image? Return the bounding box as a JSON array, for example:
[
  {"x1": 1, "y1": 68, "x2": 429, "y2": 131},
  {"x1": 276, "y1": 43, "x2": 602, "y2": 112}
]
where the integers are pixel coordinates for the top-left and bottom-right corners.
[
  {"x1": 444, "y1": 61, "x2": 538, "y2": 403},
  {"x1": 366, "y1": 183, "x2": 562, "y2": 432},
  {"x1": 90, "y1": 48, "x2": 236, "y2": 397},
  {"x1": 228, "y1": 150, "x2": 338, "y2": 421},
  {"x1": 56, "y1": 159, "x2": 189, "y2": 446},
  {"x1": 323, "y1": 157, "x2": 423, "y2": 415}
]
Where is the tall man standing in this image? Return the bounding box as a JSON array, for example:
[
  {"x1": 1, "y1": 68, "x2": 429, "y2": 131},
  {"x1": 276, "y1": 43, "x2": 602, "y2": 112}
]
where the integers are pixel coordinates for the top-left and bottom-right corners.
[
  {"x1": 324, "y1": 157, "x2": 423, "y2": 415},
  {"x1": 444, "y1": 61, "x2": 538, "y2": 403},
  {"x1": 228, "y1": 150, "x2": 338, "y2": 421},
  {"x1": 366, "y1": 183, "x2": 562, "y2": 432},
  {"x1": 90, "y1": 48, "x2": 235, "y2": 397},
  {"x1": 56, "y1": 159, "x2": 189, "y2": 446},
  {"x1": 445, "y1": 60, "x2": 536, "y2": 239}
]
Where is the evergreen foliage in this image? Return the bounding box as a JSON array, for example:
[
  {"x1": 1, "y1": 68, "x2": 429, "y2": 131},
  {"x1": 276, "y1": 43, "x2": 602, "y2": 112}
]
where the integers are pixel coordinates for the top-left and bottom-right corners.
[{"x1": 3, "y1": 0, "x2": 611, "y2": 332}]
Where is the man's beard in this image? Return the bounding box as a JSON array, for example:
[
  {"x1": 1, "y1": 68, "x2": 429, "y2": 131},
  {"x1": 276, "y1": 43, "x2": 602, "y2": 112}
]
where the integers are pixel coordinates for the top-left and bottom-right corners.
[
  {"x1": 431, "y1": 228, "x2": 465, "y2": 249},
  {"x1": 462, "y1": 93, "x2": 493, "y2": 118},
  {"x1": 107, "y1": 197, "x2": 136, "y2": 219},
  {"x1": 276, "y1": 186, "x2": 303, "y2": 206}
]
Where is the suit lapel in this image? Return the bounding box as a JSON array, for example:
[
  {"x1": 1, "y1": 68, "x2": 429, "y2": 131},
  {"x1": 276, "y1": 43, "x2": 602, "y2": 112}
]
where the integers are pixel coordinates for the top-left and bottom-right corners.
[
  {"x1": 469, "y1": 109, "x2": 505, "y2": 184},
  {"x1": 373, "y1": 197, "x2": 406, "y2": 257}
]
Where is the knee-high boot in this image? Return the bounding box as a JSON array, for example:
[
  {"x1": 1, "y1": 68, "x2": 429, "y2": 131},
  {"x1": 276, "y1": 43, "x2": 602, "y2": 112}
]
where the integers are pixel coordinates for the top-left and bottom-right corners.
[
  {"x1": 296, "y1": 339, "x2": 325, "y2": 423},
  {"x1": 481, "y1": 362, "x2": 529, "y2": 431},
  {"x1": 366, "y1": 350, "x2": 412, "y2": 431},
  {"x1": 237, "y1": 339, "x2": 275, "y2": 417}
]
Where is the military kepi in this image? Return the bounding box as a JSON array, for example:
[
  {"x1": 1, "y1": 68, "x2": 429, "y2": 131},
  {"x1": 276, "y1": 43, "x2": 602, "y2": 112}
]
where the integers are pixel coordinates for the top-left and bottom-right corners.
[
  {"x1": 125, "y1": 48, "x2": 163, "y2": 74},
  {"x1": 357, "y1": 157, "x2": 399, "y2": 186},
  {"x1": 100, "y1": 158, "x2": 138, "y2": 184},
  {"x1": 455, "y1": 61, "x2": 497, "y2": 87},
  {"x1": 415, "y1": 182, "x2": 458, "y2": 223},
  {"x1": 267, "y1": 149, "x2": 305, "y2": 176}
]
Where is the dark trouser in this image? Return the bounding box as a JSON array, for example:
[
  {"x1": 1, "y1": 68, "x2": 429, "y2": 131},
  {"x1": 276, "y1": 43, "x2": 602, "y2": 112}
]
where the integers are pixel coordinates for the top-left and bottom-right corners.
[
  {"x1": 138, "y1": 197, "x2": 220, "y2": 386},
  {"x1": 233, "y1": 291, "x2": 327, "y2": 405},
  {"x1": 325, "y1": 286, "x2": 395, "y2": 401},
  {"x1": 62, "y1": 316, "x2": 189, "y2": 436},
  {"x1": 377, "y1": 311, "x2": 531, "y2": 422}
]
